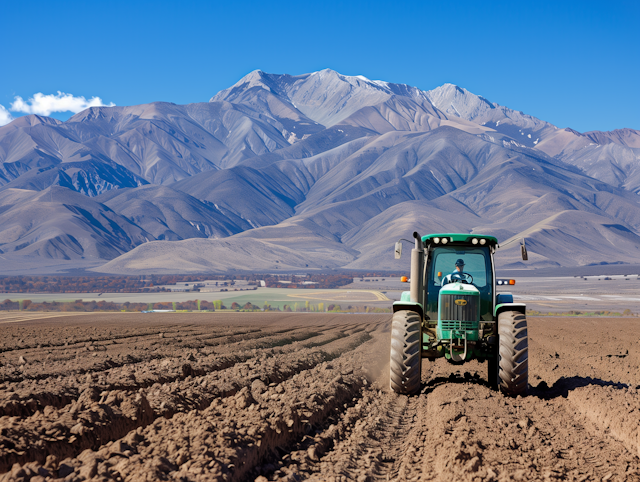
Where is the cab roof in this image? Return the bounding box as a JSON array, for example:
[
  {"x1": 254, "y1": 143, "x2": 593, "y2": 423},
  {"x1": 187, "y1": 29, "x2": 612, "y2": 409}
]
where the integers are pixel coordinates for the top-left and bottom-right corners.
[{"x1": 421, "y1": 233, "x2": 499, "y2": 245}]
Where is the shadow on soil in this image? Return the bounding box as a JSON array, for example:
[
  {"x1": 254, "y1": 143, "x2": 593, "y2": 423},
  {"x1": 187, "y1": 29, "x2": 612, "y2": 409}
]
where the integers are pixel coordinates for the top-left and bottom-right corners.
[
  {"x1": 529, "y1": 376, "x2": 633, "y2": 400},
  {"x1": 420, "y1": 372, "x2": 634, "y2": 399},
  {"x1": 421, "y1": 372, "x2": 487, "y2": 395}
]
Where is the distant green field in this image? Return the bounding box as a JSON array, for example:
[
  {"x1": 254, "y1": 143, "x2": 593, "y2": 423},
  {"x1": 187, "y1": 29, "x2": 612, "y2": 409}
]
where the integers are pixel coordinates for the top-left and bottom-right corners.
[
  {"x1": 208, "y1": 288, "x2": 391, "y2": 310},
  {"x1": 0, "y1": 287, "x2": 396, "y2": 311}
]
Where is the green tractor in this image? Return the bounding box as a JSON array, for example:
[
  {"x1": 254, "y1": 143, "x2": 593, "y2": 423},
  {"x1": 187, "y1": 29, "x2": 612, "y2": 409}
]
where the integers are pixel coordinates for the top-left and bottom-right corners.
[{"x1": 390, "y1": 232, "x2": 529, "y2": 396}]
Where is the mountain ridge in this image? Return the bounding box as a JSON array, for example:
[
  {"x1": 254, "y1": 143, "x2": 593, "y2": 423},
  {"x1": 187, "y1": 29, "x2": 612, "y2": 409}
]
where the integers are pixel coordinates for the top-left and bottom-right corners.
[{"x1": 0, "y1": 69, "x2": 639, "y2": 274}]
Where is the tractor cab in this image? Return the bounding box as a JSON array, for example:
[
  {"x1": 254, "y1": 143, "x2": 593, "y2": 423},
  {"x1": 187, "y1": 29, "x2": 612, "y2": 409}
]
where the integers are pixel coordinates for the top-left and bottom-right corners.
[{"x1": 426, "y1": 238, "x2": 495, "y2": 323}]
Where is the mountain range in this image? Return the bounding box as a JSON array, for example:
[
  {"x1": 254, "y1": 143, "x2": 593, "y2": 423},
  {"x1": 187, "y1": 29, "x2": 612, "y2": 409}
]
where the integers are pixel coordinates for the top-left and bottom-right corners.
[{"x1": 1, "y1": 69, "x2": 639, "y2": 274}]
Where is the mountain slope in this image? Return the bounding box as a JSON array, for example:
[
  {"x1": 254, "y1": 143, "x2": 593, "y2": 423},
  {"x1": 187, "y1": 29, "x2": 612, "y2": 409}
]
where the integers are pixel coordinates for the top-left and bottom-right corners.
[
  {"x1": 102, "y1": 124, "x2": 640, "y2": 271},
  {"x1": 95, "y1": 185, "x2": 247, "y2": 240},
  {"x1": 0, "y1": 101, "x2": 306, "y2": 195},
  {"x1": 0, "y1": 69, "x2": 639, "y2": 273},
  {"x1": 96, "y1": 234, "x2": 357, "y2": 274},
  {"x1": 0, "y1": 186, "x2": 151, "y2": 261}
]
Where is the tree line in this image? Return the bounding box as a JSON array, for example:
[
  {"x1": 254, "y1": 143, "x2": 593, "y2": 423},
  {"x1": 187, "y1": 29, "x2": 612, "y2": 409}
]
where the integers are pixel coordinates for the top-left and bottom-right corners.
[
  {"x1": 0, "y1": 272, "x2": 405, "y2": 294},
  {"x1": 0, "y1": 275, "x2": 248, "y2": 293},
  {"x1": 0, "y1": 299, "x2": 391, "y2": 313}
]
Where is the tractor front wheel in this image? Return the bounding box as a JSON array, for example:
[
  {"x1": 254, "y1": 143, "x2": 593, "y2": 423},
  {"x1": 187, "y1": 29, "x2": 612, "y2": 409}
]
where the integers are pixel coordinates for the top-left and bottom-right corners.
[
  {"x1": 390, "y1": 310, "x2": 422, "y2": 395},
  {"x1": 497, "y1": 310, "x2": 529, "y2": 396}
]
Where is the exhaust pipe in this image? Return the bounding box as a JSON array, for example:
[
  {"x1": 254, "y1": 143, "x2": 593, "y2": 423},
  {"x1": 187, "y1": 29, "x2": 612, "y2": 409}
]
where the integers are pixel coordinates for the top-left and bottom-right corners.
[{"x1": 410, "y1": 232, "x2": 424, "y2": 305}]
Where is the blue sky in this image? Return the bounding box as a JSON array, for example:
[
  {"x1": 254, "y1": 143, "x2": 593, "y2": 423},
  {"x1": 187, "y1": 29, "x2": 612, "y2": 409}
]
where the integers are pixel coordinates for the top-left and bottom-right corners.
[{"x1": 1, "y1": 0, "x2": 638, "y2": 132}]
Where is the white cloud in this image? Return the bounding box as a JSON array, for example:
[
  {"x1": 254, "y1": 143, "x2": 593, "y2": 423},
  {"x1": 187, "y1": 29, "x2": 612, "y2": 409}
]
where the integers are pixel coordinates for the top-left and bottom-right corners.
[
  {"x1": 10, "y1": 91, "x2": 115, "y2": 116},
  {"x1": 0, "y1": 104, "x2": 13, "y2": 126}
]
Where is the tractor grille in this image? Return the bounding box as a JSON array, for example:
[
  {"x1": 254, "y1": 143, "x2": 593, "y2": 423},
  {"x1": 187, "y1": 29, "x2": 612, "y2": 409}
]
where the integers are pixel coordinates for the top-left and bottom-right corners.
[
  {"x1": 441, "y1": 320, "x2": 477, "y2": 331},
  {"x1": 440, "y1": 294, "x2": 478, "y2": 322}
]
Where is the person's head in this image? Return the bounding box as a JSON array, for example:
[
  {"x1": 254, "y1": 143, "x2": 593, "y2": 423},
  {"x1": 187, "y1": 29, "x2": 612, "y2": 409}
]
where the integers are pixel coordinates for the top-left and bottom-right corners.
[{"x1": 455, "y1": 259, "x2": 465, "y2": 272}]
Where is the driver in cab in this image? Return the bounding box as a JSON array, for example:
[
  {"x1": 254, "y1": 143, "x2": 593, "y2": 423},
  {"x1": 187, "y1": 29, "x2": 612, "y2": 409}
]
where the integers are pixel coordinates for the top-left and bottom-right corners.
[{"x1": 441, "y1": 259, "x2": 466, "y2": 285}]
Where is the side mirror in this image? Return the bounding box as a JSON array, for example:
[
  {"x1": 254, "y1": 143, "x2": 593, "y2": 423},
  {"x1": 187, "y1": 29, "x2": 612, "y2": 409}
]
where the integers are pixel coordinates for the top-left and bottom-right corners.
[
  {"x1": 394, "y1": 241, "x2": 402, "y2": 259},
  {"x1": 521, "y1": 239, "x2": 528, "y2": 261}
]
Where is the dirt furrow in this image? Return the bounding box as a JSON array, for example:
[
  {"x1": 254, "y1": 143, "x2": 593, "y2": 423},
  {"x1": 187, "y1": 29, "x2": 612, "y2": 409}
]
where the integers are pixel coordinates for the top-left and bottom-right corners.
[
  {"x1": 0, "y1": 326, "x2": 319, "y2": 383},
  {"x1": 268, "y1": 389, "x2": 425, "y2": 481},
  {"x1": 411, "y1": 361, "x2": 640, "y2": 481},
  {"x1": 0, "y1": 327, "x2": 349, "y2": 418},
  {"x1": 0, "y1": 326, "x2": 169, "y2": 353},
  {"x1": 0, "y1": 324, "x2": 244, "y2": 360},
  {"x1": 0, "y1": 335, "x2": 381, "y2": 481},
  {"x1": 567, "y1": 384, "x2": 640, "y2": 459},
  {"x1": 0, "y1": 387, "x2": 154, "y2": 474},
  {"x1": 242, "y1": 330, "x2": 399, "y2": 481},
  {"x1": 0, "y1": 329, "x2": 376, "y2": 474},
  {"x1": 282, "y1": 357, "x2": 437, "y2": 481}
]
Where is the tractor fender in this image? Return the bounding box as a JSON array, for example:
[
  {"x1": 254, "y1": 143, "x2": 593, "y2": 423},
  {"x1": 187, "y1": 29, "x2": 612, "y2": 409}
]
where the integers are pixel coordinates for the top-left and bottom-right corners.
[
  {"x1": 392, "y1": 301, "x2": 424, "y2": 320},
  {"x1": 494, "y1": 302, "x2": 526, "y2": 318}
]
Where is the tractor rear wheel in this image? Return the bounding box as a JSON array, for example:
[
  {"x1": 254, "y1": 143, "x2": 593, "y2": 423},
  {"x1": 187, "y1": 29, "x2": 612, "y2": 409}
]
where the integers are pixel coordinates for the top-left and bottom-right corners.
[
  {"x1": 390, "y1": 310, "x2": 422, "y2": 395},
  {"x1": 497, "y1": 311, "x2": 528, "y2": 396}
]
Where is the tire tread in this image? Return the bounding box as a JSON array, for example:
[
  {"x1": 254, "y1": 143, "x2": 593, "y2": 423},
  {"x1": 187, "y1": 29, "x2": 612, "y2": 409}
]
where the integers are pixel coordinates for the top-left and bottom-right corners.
[
  {"x1": 389, "y1": 311, "x2": 422, "y2": 395},
  {"x1": 497, "y1": 311, "x2": 528, "y2": 396}
]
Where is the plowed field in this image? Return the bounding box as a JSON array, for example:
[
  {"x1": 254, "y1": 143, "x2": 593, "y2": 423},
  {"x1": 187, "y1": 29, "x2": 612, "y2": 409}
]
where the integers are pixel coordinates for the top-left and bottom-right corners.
[{"x1": 0, "y1": 313, "x2": 638, "y2": 481}]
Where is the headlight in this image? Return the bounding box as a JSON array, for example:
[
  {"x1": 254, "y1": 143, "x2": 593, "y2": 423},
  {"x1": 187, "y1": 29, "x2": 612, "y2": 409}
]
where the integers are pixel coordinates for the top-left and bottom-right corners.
[
  {"x1": 472, "y1": 238, "x2": 478, "y2": 245},
  {"x1": 442, "y1": 238, "x2": 448, "y2": 244},
  {"x1": 480, "y1": 239, "x2": 486, "y2": 245},
  {"x1": 433, "y1": 237, "x2": 440, "y2": 244}
]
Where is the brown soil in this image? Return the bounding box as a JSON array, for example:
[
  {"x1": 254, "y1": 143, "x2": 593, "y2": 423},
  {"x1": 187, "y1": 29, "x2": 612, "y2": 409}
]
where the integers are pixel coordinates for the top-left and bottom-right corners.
[{"x1": 0, "y1": 313, "x2": 638, "y2": 481}]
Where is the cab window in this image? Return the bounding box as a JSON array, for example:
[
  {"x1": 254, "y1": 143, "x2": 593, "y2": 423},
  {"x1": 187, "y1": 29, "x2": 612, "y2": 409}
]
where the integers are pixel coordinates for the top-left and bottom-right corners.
[{"x1": 432, "y1": 249, "x2": 489, "y2": 287}]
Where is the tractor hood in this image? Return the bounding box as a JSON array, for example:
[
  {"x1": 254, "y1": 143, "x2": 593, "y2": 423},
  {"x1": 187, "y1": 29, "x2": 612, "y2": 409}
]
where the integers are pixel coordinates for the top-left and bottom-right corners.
[{"x1": 439, "y1": 282, "x2": 480, "y2": 296}]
